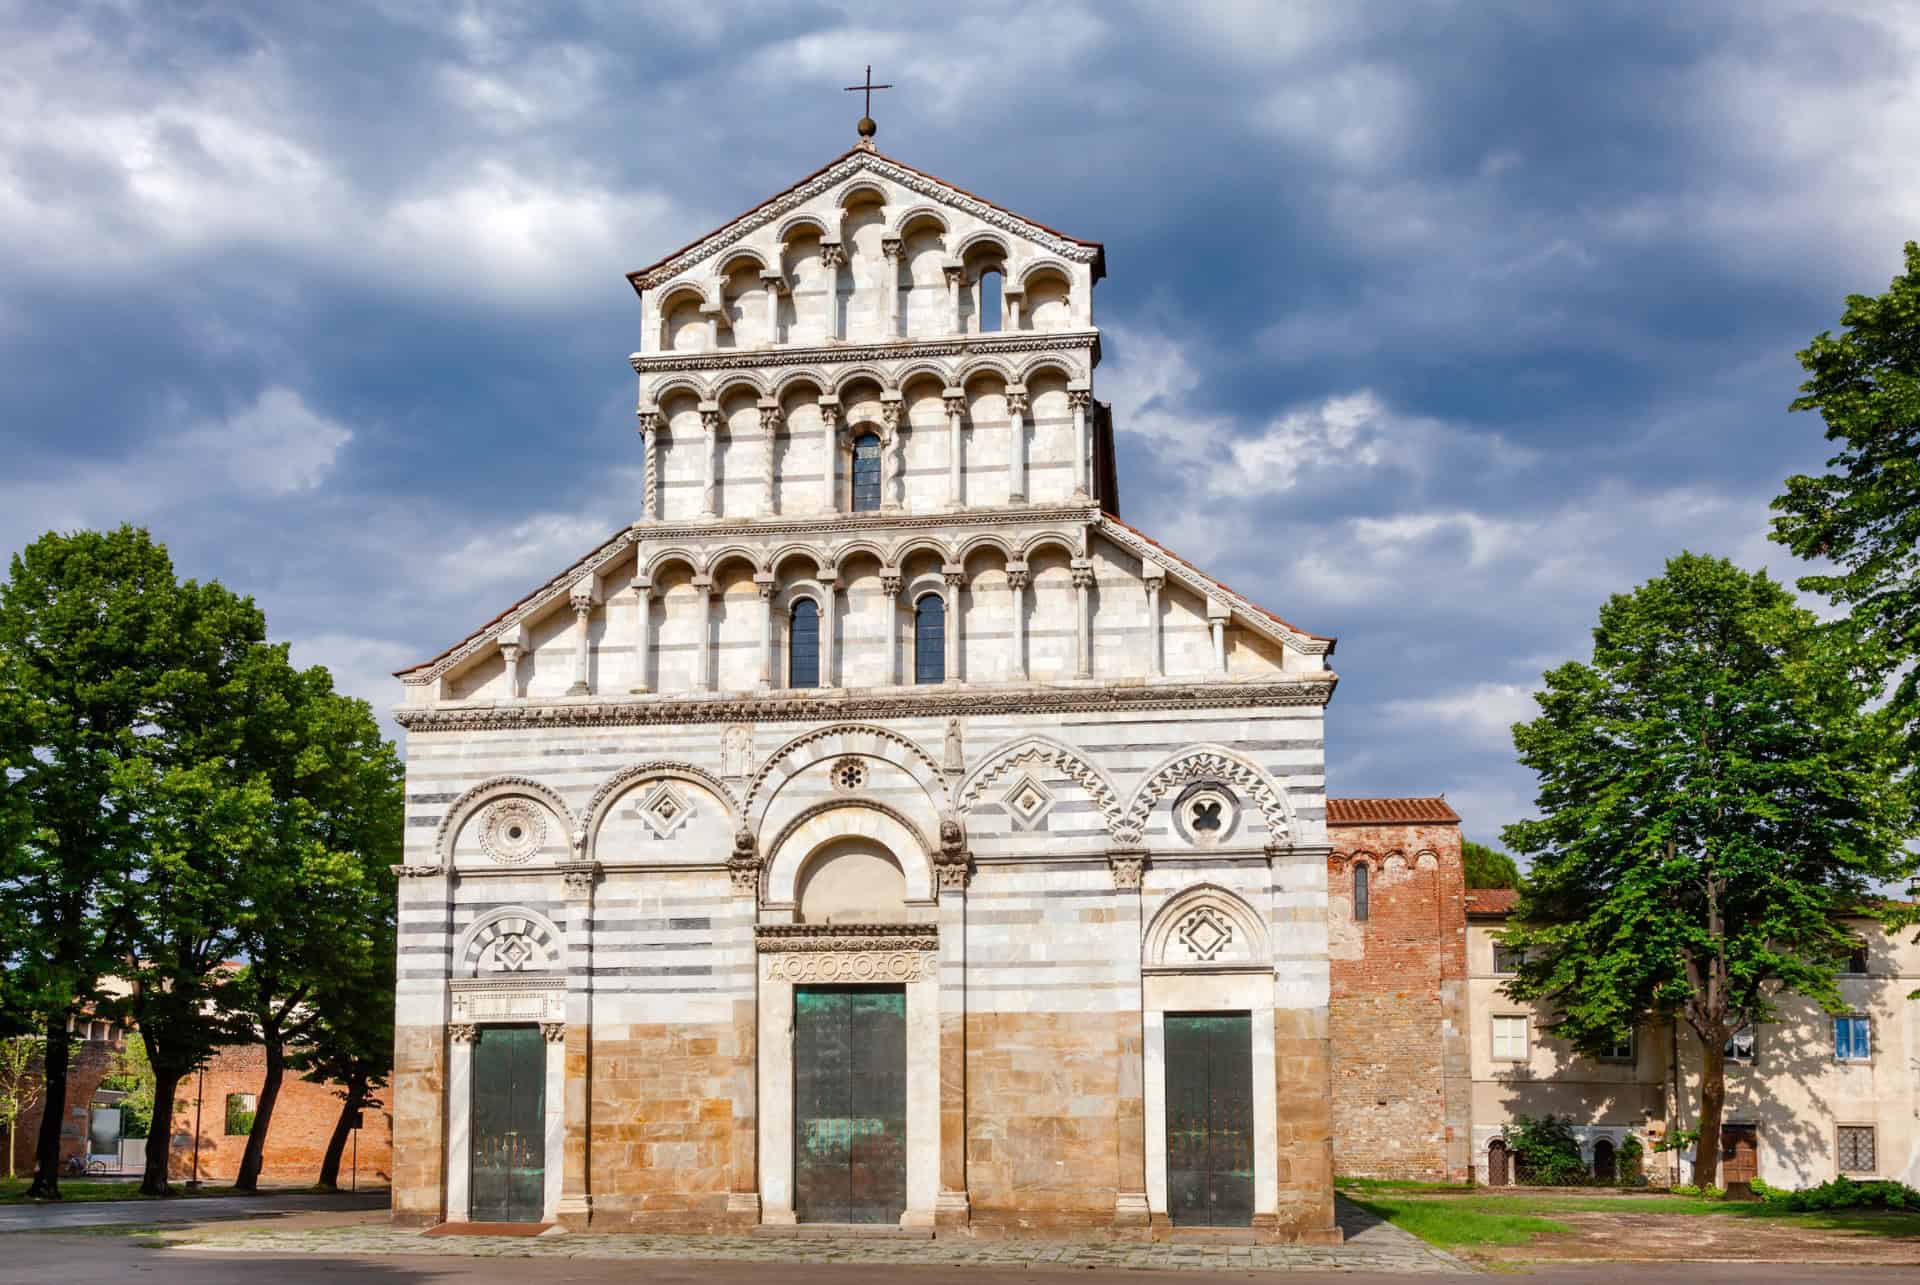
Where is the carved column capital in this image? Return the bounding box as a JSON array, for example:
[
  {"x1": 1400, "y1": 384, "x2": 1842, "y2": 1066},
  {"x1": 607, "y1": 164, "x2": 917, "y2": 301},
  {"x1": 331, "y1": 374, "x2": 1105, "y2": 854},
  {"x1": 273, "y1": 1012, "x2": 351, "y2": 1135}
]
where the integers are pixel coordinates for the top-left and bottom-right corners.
[
  {"x1": 449, "y1": 1023, "x2": 478, "y2": 1044},
  {"x1": 818, "y1": 401, "x2": 841, "y2": 431},
  {"x1": 700, "y1": 409, "x2": 722, "y2": 435},
  {"x1": 942, "y1": 570, "x2": 966, "y2": 590},
  {"x1": 759, "y1": 404, "x2": 785, "y2": 431},
  {"x1": 881, "y1": 235, "x2": 903, "y2": 260},
  {"x1": 1107, "y1": 849, "x2": 1147, "y2": 891},
  {"x1": 1005, "y1": 390, "x2": 1029, "y2": 416},
  {"x1": 943, "y1": 265, "x2": 965, "y2": 288},
  {"x1": 1067, "y1": 389, "x2": 1093, "y2": 410},
  {"x1": 540, "y1": 1021, "x2": 566, "y2": 1044},
  {"x1": 559, "y1": 861, "x2": 600, "y2": 899},
  {"x1": 1006, "y1": 567, "x2": 1030, "y2": 592},
  {"x1": 820, "y1": 240, "x2": 846, "y2": 268},
  {"x1": 880, "y1": 572, "x2": 903, "y2": 598},
  {"x1": 635, "y1": 409, "x2": 661, "y2": 434},
  {"x1": 1071, "y1": 566, "x2": 1096, "y2": 591},
  {"x1": 881, "y1": 401, "x2": 904, "y2": 431},
  {"x1": 943, "y1": 393, "x2": 967, "y2": 417},
  {"x1": 570, "y1": 591, "x2": 594, "y2": 615}
]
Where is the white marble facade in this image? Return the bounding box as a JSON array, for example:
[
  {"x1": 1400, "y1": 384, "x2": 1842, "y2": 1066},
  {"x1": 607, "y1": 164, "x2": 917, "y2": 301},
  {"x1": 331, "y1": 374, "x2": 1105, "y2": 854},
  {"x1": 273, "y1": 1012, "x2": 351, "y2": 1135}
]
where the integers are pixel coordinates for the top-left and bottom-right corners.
[{"x1": 391, "y1": 135, "x2": 1342, "y2": 1236}]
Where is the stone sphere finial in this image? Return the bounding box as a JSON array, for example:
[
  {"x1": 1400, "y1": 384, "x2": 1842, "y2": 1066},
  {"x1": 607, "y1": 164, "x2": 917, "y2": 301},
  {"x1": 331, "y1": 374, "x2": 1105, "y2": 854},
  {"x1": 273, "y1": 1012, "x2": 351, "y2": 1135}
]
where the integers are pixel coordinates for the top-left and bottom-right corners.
[{"x1": 857, "y1": 115, "x2": 877, "y2": 140}]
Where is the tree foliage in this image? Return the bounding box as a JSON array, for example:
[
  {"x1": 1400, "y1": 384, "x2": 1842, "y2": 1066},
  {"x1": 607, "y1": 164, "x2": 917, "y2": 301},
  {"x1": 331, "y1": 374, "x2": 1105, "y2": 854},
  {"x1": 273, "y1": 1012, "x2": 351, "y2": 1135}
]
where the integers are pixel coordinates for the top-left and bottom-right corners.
[
  {"x1": 1771, "y1": 241, "x2": 1920, "y2": 759},
  {"x1": 1463, "y1": 841, "x2": 1521, "y2": 889},
  {"x1": 0, "y1": 1035, "x2": 45, "y2": 1178},
  {"x1": 1500, "y1": 552, "x2": 1915, "y2": 1187}
]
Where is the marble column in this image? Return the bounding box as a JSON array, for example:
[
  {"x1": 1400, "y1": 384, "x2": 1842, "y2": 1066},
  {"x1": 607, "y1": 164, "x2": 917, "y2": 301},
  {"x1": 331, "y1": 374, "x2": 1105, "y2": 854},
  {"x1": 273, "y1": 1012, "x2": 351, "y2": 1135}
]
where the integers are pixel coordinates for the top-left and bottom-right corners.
[
  {"x1": 756, "y1": 576, "x2": 776, "y2": 689},
  {"x1": 944, "y1": 263, "x2": 964, "y2": 333},
  {"x1": 760, "y1": 269, "x2": 784, "y2": 344},
  {"x1": 936, "y1": 868, "x2": 971, "y2": 1227},
  {"x1": 758, "y1": 401, "x2": 782, "y2": 517},
  {"x1": 1004, "y1": 284, "x2": 1023, "y2": 331},
  {"x1": 1072, "y1": 562, "x2": 1094, "y2": 679},
  {"x1": 942, "y1": 568, "x2": 964, "y2": 684},
  {"x1": 1208, "y1": 598, "x2": 1230, "y2": 674},
  {"x1": 557, "y1": 863, "x2": 598, "y2": 1227},
  {"x1": 566, "y1": 579, "x2": 595, "y2": 696},
  {"x1": 882, "y1": 237, "x2": 903, "y2": 338},
  {"x1": 1069, "y1": 388, "x2": 1092, "y2": 500},
  {"x1": 694, "y1": 577, "x2": 716, "y2": 690},
  {"x1": 1006, "y1": 564, "x2": 1029, "y2": 681},
  {"x1": 699, "y1": 404, "x2": 721, "y2": 518},
  {"x1": 881, "y1": 396, "x2": 904, "y2": 510},
  {"x1": 943, "y1": 389, "x2": 966, "y2": 509},
  {"x1": 445, "y1": 1024, "x2": 476, "y2": 1221},
  {"x1": 629, "y1": 580, "x2": 653, "y2": 693},
  {"x1": 498, "y1": 624, "x2": 524, "y2": 700},
  {"x1": 701, "y1": 301, "x2": 724, "y2": 350},
  {"x1": 819, "y1": 399, "x2": 842, "y2": 513},
  {"x1": 1110, "y1": 851, "x2": 1150, "y2": 1230},
  {"x1": 819, "y1": 571, "x2": 839, "y2": 687},
  {"x1": 1005, "y1": 386, "x2": 1028, "y2": 504},
  {"x1": 1144, "y1": 574, "x2": 1164, "y2": 679},
  {"x1": 882, "y1": 571, "x2": 903, "y2": 686},
  {"x1": 636, "y1": 410, "x2": 660, "y2": 522}
]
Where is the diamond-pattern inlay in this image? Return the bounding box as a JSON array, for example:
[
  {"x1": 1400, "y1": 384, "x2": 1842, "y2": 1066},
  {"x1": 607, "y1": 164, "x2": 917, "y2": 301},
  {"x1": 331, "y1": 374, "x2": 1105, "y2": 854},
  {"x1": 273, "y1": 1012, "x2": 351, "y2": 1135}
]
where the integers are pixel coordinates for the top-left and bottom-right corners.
[
  {"x1": 1001, "y1": 772, "x2": 1054, "y2": 830},
  {"x1": 1175, "y1": 907, "x2": 1234, "y2": 962}
]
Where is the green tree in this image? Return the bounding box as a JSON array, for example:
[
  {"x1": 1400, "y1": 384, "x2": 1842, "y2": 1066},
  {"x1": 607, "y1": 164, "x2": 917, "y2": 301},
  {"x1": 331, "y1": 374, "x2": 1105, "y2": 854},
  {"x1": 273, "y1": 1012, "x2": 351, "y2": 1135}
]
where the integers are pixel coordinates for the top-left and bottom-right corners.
[
  {"x1": 1500, "y1": 553, "x2": 1915, "y2": 1187},
  {"x1": 1770, "y1": 241, "x2": 1920, "y2": 760},
  {"x1": 98, "y1": 1032, "x2": 155, "y2": 1139},
  {"x1": 0, "y1": 527, "x2": 194, "y2": 1198},
  {"x1": 0, "y1": 1035, "x2": 45, "y2": 1178},
  {"x1": 1463, "y1": 840, "x2": 1521, "y2": 889},
  {"x1": 225, "y1": 673, "x2": 403, "y2": 1192},
  {"x1": 289, "y1": 909, "x2": 397, "y2": 1190}
]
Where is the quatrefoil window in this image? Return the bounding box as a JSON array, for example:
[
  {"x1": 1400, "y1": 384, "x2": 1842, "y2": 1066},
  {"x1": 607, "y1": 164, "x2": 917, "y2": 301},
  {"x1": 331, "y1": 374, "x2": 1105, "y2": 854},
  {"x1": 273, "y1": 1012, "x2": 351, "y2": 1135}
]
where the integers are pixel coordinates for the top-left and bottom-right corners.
[
  {"x1": 1174, "y1": 783, "x2": 1238, "y2": 849},
  {"x1": 830, "y1": 757, "x2": 868, "y2": 793}
]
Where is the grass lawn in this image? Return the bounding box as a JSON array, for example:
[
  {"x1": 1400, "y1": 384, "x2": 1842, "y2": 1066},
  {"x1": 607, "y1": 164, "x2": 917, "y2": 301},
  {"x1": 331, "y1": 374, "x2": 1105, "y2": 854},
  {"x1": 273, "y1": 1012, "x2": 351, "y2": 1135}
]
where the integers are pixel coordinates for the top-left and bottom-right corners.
[
  {"x1": 0, "y1": 1178, "x2": 248, "y2": 1204},
  {"x1": 1335, "y1": 1176, "x2": 1475, "y2": 1194},
  {"x1": 1351, "y1": 1191, "x2": 1920, "y2": 1254}
]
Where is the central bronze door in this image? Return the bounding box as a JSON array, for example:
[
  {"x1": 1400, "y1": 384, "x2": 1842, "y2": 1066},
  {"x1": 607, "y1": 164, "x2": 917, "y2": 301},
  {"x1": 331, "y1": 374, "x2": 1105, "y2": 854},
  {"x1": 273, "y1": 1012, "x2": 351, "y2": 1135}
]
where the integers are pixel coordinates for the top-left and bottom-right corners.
[
  {"x1": 469, "y1": 1024, "x2": 546, "y2": 1223},
  {"x1": 793, "y1": 986, "x2": 907, "y2": 1224},
  {"x1": 1165, "y1": 1011, "x2": 1254, "y2": 1227}
]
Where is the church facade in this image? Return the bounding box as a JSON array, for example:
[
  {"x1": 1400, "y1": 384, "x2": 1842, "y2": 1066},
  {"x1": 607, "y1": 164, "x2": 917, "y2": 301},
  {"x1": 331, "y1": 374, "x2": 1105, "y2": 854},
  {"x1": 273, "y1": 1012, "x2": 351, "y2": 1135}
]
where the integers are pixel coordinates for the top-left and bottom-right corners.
[{"x1": 389, "y1": 131, "x2": 1358, "y2": 1241}]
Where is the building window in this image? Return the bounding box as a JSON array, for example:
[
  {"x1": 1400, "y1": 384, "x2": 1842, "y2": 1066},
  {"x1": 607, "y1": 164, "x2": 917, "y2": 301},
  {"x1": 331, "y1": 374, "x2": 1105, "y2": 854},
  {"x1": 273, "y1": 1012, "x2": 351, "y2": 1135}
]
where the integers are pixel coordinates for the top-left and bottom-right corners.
[
  {"x1": 1843, "y1": 944, "x2": 1869, "y2": 975},
  {"x1": 1834, "y1": 1015, "x2": 1872, "y2": 1062},
  {"x1": 978, "y1": 268, "x2": 1003, "y2": 333},
  {"x1": 1600, "y1": 1030, "x2": 1635, "y2": 1063},
  {"x1": 914, "y1": 593, "x2": 945, "y2": 684},
  {"x1": 851, "y1": 431, "x2": 882, "y2": 512},
  {"x1": 224, "y1": 1093, "x2": 256, "y2": 1137},
  {"x1": 1493, "y1": 944, "x2": 1525, "y2": 975},
  {"x1": 1837, "y1": 1125, "x2": 1877, "y2": 1174},
  {"x1": 1493, "y1": 1015, "x2": 1528, "y2": 1061},
  {"x1": 789, "y1": 598, "x2": 820, "y2": 689},
  {"x1": 1352, "y1": 864, "x2": 1369, "y2": 922},
  {"x1": 1726, "y1": 1026, "x2": 1755, "y2": 1063}
]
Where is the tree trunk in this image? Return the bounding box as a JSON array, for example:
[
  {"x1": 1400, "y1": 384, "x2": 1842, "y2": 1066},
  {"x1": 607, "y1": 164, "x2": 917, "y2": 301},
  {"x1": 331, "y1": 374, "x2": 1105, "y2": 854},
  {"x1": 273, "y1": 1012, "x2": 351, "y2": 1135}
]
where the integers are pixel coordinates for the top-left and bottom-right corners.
[
  {"x1": 232, "y1": 1036, "x2": 284, "y2": 1192},
  {"x1": 28, "y1": 1012, "x2": 69, "y2": 1199},
  {"x1": 1695, "y1": 1032, "x2": 1726, "y2": 1190},
  {"x1": 141, "y1": 1067, "x2": 184, "y2": 1196},
  {"x1": 315, "y1": 1075, "x2": 366, "y2": 1191}
]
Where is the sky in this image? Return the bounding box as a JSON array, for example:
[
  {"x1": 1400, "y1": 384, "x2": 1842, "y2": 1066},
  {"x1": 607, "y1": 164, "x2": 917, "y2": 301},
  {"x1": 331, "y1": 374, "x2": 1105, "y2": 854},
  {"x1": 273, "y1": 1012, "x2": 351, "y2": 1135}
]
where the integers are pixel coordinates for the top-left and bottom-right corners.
[{"x1": 3, "y1": 0, "x2": 1916, "y2": 850}]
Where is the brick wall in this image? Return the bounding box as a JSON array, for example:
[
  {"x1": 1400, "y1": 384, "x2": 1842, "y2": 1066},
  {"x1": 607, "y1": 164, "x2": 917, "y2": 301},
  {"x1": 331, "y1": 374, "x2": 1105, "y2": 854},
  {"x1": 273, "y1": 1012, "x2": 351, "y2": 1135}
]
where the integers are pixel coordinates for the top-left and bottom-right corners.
[
  {"x1": 1, "y1": 1037, "x2": 392, "y2": 1187},
  {"x1": 1327, "y1": 806, "x2": 1471, "y2": 1183}
]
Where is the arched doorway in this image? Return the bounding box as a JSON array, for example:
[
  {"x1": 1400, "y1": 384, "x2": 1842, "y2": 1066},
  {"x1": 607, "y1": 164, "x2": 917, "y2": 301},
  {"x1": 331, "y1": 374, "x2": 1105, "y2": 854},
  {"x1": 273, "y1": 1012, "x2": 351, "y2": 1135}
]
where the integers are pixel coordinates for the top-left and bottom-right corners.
[
  {"x1": 1487, "y1": 1139, "x2": 1511, "y2": 1187},
  {"x1": 1592, "y1": 1137, "x2": 1616, "y2": 1183}
]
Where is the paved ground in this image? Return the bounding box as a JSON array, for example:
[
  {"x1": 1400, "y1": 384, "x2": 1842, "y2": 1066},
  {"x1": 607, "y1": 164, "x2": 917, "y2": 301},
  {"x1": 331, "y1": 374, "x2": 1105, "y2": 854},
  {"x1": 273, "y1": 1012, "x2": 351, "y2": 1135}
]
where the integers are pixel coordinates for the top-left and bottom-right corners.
[
  {"x1": 0, "y1": 1190, "x2": 389, "y2": 1230},
  {"x1": 1, "y1": 1232, "x2": 1911, "y2": 1283}
]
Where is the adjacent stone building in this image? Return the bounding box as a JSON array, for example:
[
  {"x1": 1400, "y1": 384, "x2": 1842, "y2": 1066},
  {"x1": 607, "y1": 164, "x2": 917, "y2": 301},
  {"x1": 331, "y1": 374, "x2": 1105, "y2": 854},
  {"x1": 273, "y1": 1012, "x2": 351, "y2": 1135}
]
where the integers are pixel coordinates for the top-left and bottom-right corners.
[{"x1": 388, "y1": 126, "x2": 1353, "y2": 1239}]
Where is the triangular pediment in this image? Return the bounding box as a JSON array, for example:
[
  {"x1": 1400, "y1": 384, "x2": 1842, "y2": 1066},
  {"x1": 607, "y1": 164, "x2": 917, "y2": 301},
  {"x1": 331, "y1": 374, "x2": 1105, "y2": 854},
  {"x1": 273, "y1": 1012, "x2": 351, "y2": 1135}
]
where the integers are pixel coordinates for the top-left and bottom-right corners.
[{"x1": 625, "y1": 147, "x2": 1104, "y2": 296}]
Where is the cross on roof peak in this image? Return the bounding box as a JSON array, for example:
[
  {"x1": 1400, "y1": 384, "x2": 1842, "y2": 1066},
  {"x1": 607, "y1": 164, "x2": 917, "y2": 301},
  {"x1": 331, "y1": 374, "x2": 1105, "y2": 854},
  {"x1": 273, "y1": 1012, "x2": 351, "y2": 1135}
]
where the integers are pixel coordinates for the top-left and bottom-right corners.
[{"x1": 843, "y1": 65, "x2": 892, "y2": 148}]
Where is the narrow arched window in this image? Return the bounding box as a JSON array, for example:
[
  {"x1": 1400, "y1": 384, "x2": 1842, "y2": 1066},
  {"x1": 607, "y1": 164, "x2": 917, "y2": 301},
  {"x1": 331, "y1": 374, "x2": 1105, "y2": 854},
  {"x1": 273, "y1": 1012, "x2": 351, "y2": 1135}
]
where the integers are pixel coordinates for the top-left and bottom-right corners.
[
  {"x1": 1353, "y1": 864, "x2": 1369, "y2": 921},
  {"x1": 789, "y1": 598, "x2": 820, "y2": 689},
  {"x1": 851, "y1": 431, "x2": 882, "y2": 512},
  {"x1": 914, "y1": 593, "x2": 945, "y2": 684},
  {"x1": 978, "y1": 269, "x2": 1003, "y2": 333}
]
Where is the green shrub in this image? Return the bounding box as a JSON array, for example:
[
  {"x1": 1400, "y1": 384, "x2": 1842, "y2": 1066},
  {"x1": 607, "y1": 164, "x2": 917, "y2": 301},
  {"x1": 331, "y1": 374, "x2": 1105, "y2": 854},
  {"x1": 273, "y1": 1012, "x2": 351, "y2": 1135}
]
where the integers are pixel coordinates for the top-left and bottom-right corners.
[
  {"x1": 1756, "y1": 1177, "x2": 1920, "y2": 1211},
  {"x1": 1503, "y1": 1114, "x2": 1591, "y2": 1187},
  {"x1": 1615, "y1": 1134, "x2": 1645, "y2": 1186}
]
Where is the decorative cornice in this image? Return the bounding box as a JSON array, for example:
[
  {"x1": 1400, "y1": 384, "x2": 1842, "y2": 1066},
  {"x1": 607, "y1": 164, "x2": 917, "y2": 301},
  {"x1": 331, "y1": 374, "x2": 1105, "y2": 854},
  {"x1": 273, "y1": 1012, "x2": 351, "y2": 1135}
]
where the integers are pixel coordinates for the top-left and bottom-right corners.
[
  {"x1": 1095, "y1": 516, "x2": 1333, "y2": 658},
  {"x1": 395, "y1": 678, "x2": 1337, "y2": 734},
  {"x1": 754, "y1": 923, "x2": 939, "y2": 953},
  {"x1": 631, "y1": 505, "x2": 1097, "y2": 546},
  {"x1": 628, "y1": 151, "x2": 1099, "y2": 292},
  {"x1": 630, "y1": 330, "x2": 1098, "y2": 377}
]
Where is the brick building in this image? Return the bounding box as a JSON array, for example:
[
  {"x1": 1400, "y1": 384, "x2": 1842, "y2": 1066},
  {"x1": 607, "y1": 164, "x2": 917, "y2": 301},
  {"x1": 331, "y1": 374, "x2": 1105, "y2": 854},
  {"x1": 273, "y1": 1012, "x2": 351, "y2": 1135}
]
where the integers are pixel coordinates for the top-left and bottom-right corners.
[{"x1": 2, "y1": 1026, "x2": 392, "y2": 1187}]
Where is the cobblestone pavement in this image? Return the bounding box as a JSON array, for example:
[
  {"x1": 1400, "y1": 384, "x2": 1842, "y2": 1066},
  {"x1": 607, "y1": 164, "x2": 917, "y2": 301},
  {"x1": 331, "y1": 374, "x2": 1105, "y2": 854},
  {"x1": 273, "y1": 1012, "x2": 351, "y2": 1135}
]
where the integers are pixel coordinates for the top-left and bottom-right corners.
[{"x1": 163, "y1": 1198, "x2": 1470, "y2": 1275}]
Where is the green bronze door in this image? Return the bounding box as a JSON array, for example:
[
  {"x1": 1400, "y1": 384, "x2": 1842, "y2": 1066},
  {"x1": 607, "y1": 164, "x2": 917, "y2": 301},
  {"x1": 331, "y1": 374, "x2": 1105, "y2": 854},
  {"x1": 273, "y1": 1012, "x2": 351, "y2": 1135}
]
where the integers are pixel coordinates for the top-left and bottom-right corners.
[
  {"x1": 470, "y1": 1024, "x2": 546, "y2": 1223},
  {"x1": 1165, "y1": 1012, "x2": 1254, "y2": 1227},
  {"x1": 793, "y1": 986, "x2": 907, "y2": 1224}
]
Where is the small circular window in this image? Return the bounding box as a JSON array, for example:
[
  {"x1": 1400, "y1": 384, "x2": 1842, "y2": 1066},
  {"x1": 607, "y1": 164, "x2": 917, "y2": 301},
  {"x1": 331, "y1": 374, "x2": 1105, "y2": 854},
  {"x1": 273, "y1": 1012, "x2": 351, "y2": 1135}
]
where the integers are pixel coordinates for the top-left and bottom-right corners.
[
  {"x1": 1172, "y1": 781, "x2": 1239, "y2": 848},
  {"x1": 479, "y1": 799, "x2": 546, "y2": 865},
  {"x1": 830, "y1": 757, "x2": 868, "y2": 794}
]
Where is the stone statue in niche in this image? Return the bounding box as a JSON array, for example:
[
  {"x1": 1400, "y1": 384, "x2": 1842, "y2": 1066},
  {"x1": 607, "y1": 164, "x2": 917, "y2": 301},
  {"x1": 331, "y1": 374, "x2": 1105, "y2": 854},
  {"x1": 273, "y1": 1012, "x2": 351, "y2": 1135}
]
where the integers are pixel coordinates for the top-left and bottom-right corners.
[
  {"x1": 723, "y1": 724, "x2": 753, "y2": 778},
  {"x1": 944, "y1": 716, "x2": 963, "y2": 774}
]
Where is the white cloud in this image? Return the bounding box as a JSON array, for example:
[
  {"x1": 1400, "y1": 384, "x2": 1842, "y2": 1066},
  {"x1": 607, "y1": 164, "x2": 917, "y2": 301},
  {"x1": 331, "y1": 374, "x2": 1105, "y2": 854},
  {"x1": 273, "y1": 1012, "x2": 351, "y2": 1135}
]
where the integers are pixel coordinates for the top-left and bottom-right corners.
[
  {"x1": 173, "y1": 387, "x2": 354, "y2": 497},
  {"x1": 1385, "y1": 681, "x2": 1540, "y2": 751},
  {"x1": 286, "y1": 631, "x2": 420, "y2": 729}
]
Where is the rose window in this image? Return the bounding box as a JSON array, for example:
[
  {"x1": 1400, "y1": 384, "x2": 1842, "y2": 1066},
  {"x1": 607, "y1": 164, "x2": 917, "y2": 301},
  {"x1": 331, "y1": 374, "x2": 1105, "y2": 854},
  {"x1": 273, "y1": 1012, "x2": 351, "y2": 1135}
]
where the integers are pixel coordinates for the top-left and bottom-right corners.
[
  {"x1": 830, "y1": 757, "x2": 868, "y2": 793},
  {"x1": 479, "y1": 799, "x2": 545, "y2": 865}
]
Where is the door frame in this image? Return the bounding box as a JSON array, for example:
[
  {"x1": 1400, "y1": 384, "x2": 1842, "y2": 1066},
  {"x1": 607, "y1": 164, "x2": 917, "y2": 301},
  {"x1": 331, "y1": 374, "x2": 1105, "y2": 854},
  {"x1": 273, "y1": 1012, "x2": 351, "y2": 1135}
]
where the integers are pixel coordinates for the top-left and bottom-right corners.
[
  {"x1": 1142, "y1": 970, "x2": 1279, "y2": 1222},
  {"x1": 446, "y1": 1020, "x2": 566, "y2": 1223},
  {"x1": 758, "y1": 928, "x2": 940, "y2": 1227}
]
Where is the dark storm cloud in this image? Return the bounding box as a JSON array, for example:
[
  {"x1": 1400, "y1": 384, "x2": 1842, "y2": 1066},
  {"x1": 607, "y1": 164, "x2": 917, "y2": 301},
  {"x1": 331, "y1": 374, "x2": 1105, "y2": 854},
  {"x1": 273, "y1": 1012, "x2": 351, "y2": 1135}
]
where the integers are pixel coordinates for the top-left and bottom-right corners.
[{"x1": 2, "y1": 0, "x2": 1913, "y2": 843}]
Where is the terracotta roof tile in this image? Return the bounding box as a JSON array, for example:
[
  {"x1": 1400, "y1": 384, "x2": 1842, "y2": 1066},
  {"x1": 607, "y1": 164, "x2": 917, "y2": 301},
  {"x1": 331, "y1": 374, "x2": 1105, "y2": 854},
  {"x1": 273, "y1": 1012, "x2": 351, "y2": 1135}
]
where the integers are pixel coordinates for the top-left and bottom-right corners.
[
  {"x1": 1326, "y1": 797, "x2": 1460, "y2": 825},
  {"x1": 1465, "y1": 888, "x2": 1520, "y2": 916}
]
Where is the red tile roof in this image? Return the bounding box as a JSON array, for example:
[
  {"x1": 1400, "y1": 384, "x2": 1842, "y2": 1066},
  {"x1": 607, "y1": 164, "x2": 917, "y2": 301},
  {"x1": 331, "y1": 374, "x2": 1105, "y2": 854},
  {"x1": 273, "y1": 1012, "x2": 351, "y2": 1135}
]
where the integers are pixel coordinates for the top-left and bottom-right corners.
[
  {"x1": 1465, "y1": 888, "x2": 1521, "y2": 916},
  {"x1": 625, "y1": 146, "x2": 1106, "y2": 295},
  {"x1": 1326, "y1": 797, "x2": 1460, "y2": 825}
]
